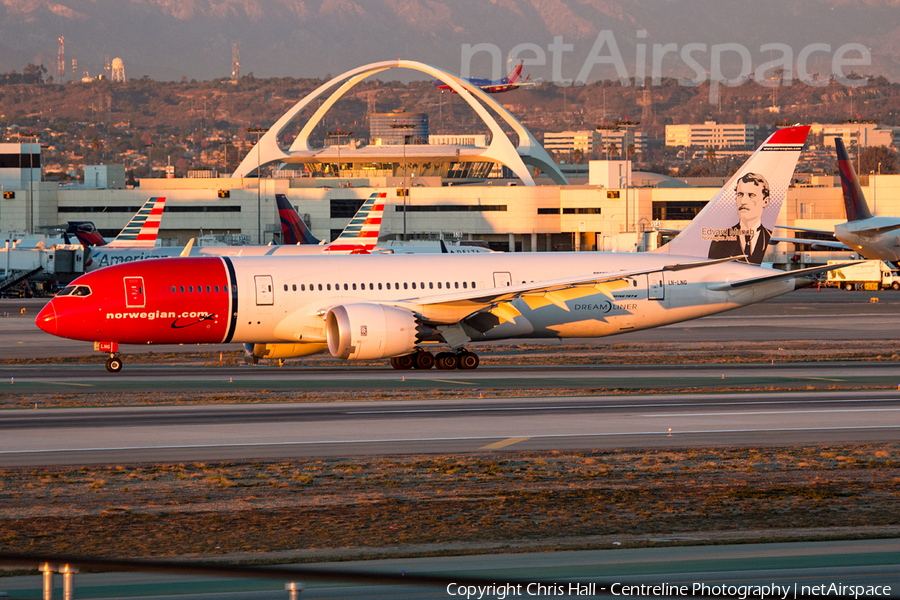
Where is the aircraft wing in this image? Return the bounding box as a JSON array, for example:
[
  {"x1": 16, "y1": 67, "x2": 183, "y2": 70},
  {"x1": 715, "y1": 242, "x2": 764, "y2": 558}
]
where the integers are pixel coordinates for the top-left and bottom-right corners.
[
  {"x1": 399, "y1": 256, "x2": 741, "y2": 324},
  {"x1": 707, "y1": 261, "x2": 864, "y2": 291},
  {"x1": 774, "y1": 225, "x2": 835, "y2": 235},
  {"x1": 770, "y1": 236, "x2": 850, "y2": 251}
]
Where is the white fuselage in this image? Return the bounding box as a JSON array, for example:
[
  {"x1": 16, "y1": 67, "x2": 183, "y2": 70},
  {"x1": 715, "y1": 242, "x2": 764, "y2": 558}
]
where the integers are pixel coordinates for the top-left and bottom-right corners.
[{"x1": 223, "y1": 252, "x2": 792, "y2": 345}]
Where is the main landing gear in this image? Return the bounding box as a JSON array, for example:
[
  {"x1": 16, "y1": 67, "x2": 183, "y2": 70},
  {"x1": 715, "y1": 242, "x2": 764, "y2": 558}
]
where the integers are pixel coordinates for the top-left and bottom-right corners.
[{"x1": 390, "y1": 350, "x2": 480, "y2": 371}]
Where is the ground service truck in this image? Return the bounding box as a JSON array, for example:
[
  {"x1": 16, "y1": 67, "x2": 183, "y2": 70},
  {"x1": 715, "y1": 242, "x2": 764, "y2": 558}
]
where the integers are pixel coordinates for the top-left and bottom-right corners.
[{"x1": 826, "y1": 260, "x2": 900, "y2": 290}]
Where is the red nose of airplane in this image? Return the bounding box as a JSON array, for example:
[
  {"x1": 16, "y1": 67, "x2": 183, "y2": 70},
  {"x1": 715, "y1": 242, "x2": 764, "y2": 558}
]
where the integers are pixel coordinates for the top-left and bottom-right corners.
[{"x1": 36, "y1": 301, "x2": 57, "y2": 337}]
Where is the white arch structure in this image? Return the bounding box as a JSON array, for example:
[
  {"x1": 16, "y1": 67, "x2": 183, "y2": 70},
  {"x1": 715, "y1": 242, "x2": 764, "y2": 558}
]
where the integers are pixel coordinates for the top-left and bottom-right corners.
[{"x1": 231, "y1": 60, "x2": 567, "y2": 185}]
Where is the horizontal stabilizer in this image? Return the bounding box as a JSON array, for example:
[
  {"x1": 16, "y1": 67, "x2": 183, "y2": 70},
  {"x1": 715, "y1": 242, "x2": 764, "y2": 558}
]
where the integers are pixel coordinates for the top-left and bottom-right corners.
[{"x1": 707, "y1": 261, "x2": 864, "y2": 291}]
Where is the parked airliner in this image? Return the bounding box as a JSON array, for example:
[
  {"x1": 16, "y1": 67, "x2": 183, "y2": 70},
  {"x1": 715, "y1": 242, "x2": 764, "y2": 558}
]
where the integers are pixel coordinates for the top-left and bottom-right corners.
[
  {"x1": 37, "y1": 126, "x2": 849, "y2": 372},
  {"x1": 774, "y1": 137, "x2": 900, "y2": 262}
]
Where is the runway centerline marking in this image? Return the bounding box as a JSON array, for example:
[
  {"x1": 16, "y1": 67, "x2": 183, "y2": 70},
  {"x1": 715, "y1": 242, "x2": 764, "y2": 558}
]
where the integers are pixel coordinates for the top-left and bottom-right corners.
[
  {"x1": 425, "y1": 379, "x2": 475, "y2": 385},
  {"x1": 481, "y1": 437, "x2": 531, "y2": 450},
  {"x1": 41, "y1": 382, "x2": 94, "y2": 387}
]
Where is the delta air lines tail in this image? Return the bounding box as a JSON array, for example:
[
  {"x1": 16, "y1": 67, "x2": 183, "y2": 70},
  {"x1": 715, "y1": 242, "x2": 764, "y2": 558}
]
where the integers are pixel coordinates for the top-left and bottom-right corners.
[{"x1": 276, "y1": 194, "x2": 321, "y2": 245}]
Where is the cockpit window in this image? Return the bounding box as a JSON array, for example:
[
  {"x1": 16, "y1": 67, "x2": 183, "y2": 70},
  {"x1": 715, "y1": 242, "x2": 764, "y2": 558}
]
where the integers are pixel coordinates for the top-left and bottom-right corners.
[{"x1": 56, "y1": 285, "x2": 91, "y2": 297}]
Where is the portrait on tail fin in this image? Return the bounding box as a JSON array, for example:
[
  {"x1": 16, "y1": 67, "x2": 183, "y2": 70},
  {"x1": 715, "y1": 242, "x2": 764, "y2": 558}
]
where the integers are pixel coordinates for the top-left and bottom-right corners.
[{"x1": 707, "y1": 173, "x2": 772, "y2": 264}]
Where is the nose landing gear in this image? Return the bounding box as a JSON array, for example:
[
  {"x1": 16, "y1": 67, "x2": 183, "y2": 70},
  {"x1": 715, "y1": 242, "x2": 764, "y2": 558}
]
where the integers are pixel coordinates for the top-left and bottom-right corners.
[{"x1": 106, "y1": 355, "x2": 123, "y2": 373}]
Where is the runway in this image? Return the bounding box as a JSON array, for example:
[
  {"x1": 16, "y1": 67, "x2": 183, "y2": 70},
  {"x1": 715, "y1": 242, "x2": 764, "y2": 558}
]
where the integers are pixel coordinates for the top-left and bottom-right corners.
[
  {"x1": 2, "y1": 360, "x2": 900, "y2": 395},
  {"x1": 2, "y1": 390, "x2": 899, "y2": 466}
]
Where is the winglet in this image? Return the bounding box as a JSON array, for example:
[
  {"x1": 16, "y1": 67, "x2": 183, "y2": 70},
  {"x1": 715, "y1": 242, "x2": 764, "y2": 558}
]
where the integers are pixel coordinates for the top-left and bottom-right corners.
[
  {"x1": 106, "y1": 197, "x2": 166, "y2": 248},
  {"x1": 180, "y1": 238, "x2": 195, "y2": 257}
]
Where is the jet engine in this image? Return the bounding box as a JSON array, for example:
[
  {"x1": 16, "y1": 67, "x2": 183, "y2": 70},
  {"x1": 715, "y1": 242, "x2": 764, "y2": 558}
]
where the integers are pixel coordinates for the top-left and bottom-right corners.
[{"x1": 326, "y1": 303, "x2": 418, "y2": 360}]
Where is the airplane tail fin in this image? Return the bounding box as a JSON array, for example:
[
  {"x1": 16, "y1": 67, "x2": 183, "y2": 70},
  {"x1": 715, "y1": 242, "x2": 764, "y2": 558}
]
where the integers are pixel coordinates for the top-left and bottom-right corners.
[
  {"x1": 507, "y1": 60, "x2": 524, "y2": 84},
  {"x1": 106, "y1": 197, "x2": 166, "y2": 248},
  {"x1": 834, "y1": 137, "x2": 874, "y2": 221},
  {"x1": 276, "y1": 194, "x2": 320, "y2": 245},
  {"x1": 323, "y1": 193, "x2": 386, "y2": 254},
  {"x1": 654, "y1": 125, "x2": 810, "y2": 263},
  {"x1": 65, "y1": 221, "x2": 106, "y2": 246}
]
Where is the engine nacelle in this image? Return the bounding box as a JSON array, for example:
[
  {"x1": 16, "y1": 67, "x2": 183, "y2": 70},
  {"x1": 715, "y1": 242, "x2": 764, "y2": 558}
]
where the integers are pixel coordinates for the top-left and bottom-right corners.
[
  {"x1": 244, "y1": 342, "x2": 328, "y2": 360},
  {"x1": 326, "y1": 303, "x2": 418, "y2": 360}
]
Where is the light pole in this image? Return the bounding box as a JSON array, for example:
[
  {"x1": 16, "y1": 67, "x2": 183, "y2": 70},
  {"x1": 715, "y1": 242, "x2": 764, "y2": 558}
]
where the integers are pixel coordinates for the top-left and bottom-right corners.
[
  {"x1": 19, "y1": 131, "x2": 39, "y2": 234},
  {"x1": 219, "y1": 140, "x2": 234, "y2": 177},
  {"x1": 326, "y1": 129, "x2": 353, "y2": 182},
  {"x1": 246, "y1": 126, "x2": 269, "y2": 244},
  {"x1": 391, "y1": 123, "x2": 416, "y2": 240}
]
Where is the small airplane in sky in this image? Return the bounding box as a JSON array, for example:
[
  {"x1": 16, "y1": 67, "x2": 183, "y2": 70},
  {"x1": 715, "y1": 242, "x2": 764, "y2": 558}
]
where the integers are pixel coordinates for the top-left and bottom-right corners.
[
  {"x1": 433, "y1": 60, "x2": 533, "y2": 94},
  {"x1": 37, "y1": 125, "x2": 859, "y2": 373}
]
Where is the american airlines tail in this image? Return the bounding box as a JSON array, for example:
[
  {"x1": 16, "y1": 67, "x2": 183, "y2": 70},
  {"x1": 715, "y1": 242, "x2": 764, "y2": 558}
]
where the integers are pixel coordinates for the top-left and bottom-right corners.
[
  {"x1": 834, "y1": 137, "x2": 874, "y2": 222},
  {"x1": 323, "y1": 192, "x2": 387, "y2": 254},
  {"x1": 105, "y1": 197, "x2": 166, "y2": 248},
  {"x1": 655, "y1": 125, "x2": 810, "y2": 262},
  {"x1": 275, "y1": 194, "x2": 321, "y2": 245}
]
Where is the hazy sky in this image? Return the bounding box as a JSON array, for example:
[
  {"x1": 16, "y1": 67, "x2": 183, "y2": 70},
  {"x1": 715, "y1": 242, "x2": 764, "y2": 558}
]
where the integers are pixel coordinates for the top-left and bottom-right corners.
[{"x1": 1, "y1": 0, "x2": 896, "y2": 83}]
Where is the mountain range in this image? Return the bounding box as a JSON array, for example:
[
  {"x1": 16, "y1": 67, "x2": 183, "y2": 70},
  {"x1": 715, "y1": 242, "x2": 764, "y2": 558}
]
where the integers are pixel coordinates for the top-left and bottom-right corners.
[{"x1": 2, "y1": 0, "x2": 900, "y2": 83}]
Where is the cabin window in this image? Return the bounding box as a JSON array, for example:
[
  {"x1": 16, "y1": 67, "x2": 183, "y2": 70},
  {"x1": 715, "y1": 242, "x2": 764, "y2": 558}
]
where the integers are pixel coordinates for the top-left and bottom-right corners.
[
  {"x1": 437, "y1": 282, "x2": 442, "y2": 289},
  {"x1": 171, "y1": 286, "x2": 176, "y2": 294},
  {"x1": 343, "y1": 283, "x2": 348, "y2": 291},
  {"x1": 378, "y1": 283, "x2": 382, "y2": 290},
  {"x1": 386, "y1": 283, "x2": 391, "y2": 290},
  {"x1": 284, "y1": 284, "x2": 288, "y2": 291},
  {"x1": 292, "y1": 284, "x2": 296, "y2": 291},
  {"x1": 206, "y1": 286, "x2": 211, "y2": 293},
  {"x1": 369, "y1": 283, "x2": 374, "y2": 290},
  {"x1": 215, "y1": 285, "x2": 220, "y2": 293},
  {"x1": 429, "y1": 282, "x2": 434, "y2": 289},
  {"x1": 318, "y1": 284, "x2": 323, "y2": 291},
  {"x1": 404, "y1": 282, "x2": 408, "y2": 290},
  {"x1": 395, "y1": 282, "x2": 399, "y2": 289},
  {"x1": 327, "y1": 284, "x2": 331, "y2": 291},
  {"x1": 412, "y1": 282, "x2": 416, "y2": 289},
  {"x1": 188, "y1": 286, "x2": 193, "y2": 293},
  {"x1": 463, "y1": 282, "x2": 467, "y2": 289}
]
